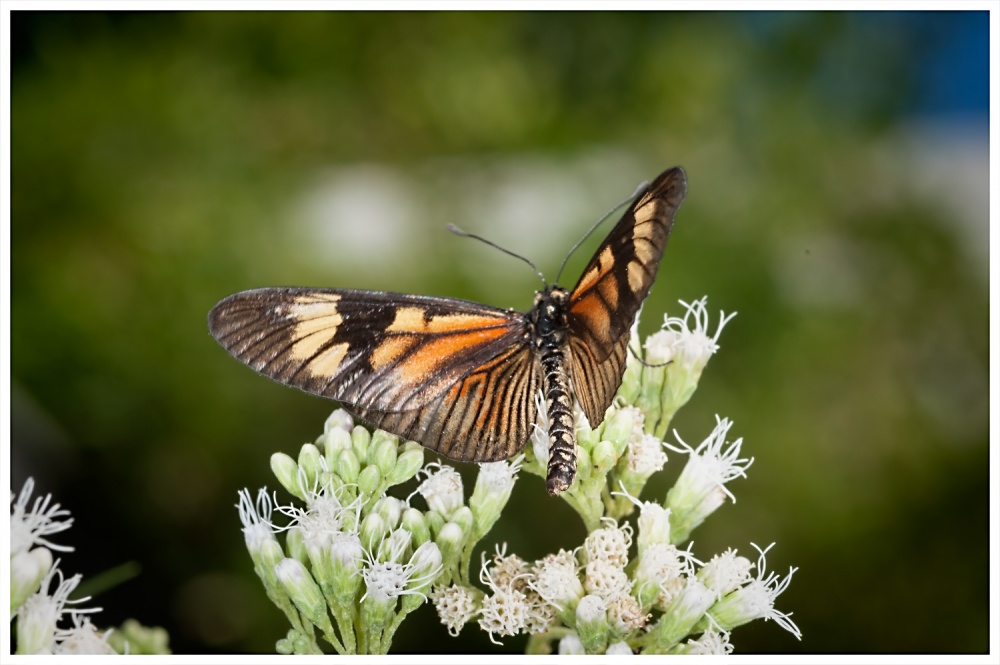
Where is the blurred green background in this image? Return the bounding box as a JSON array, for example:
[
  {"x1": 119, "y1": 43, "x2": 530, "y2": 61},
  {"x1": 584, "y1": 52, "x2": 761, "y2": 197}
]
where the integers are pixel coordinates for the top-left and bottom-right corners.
[{"x1": 9, "y1": 10, "x2": 990, "y2": 655}]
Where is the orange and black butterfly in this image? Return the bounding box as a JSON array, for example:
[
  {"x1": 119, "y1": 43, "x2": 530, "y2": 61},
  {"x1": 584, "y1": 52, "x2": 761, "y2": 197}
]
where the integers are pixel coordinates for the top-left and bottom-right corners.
[{"x1": 208, "y1": 166, "x2": 686, "y2": 494}]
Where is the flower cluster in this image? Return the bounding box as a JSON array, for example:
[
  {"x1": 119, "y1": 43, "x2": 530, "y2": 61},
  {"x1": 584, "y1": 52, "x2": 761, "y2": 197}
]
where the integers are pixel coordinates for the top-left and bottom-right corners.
[
  {"x1": 9, "y1": 478, "x2": 170, "y2": 655},
  {"x1": 244, "y1": 296, "x2": 801, "y2": 654},
  {"x1": 432, "y1": 434, "x2": 798, "y2": 654},
  {"x1": 238, "y1": 411, "x2": 522, "y2": 654},
  {"x1": 427, "y1": 297, "x2": 801, "y2": 653}
]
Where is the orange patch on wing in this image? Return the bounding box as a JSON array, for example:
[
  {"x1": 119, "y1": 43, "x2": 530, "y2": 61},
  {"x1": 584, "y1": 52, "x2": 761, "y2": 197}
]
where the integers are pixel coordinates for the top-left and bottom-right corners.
[
  {"x1": 394, "y1": 327, "x2": 509, "y2": 384},
  {"x1": 387, "y1": 307, "x2": 509, "y2": 334},
  {"x1": 370, "y1": 335, "x2": 419, "y2": 371},
  {"x1": 572, "y1": 292, "x2": 611, "y2": 339}
]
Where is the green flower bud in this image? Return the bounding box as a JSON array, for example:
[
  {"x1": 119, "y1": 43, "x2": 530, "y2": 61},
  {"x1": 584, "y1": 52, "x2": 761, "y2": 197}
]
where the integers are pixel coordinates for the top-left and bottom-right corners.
[
  {"x1": 574, "y1": 446, "x2": 593, "y2": 485},
  {"x1": 372, "y1": 497, "x2": 404, "y2": 530},
  {"x1": 591, "y1": 439, "x2": 618, "y2": 477},
  {"x1": 400, "y1": 508, "x2": 431, "y2": 548},
  {"x1": 424, "y1": 509, "x2": 445, "y2": 537},
  {"x1": 324, "y1": 408, "x2": 354, "y2": 433},
  {"x1": 387, "y1": 449, "x2": 424, "y2": 486},
  {"x1": 270, "y1": 453, "x2": 305, "y2": 501},
  {"x1": 367, "y1": 429, "x2": 399, "y2": 465},
  {"x1": 576, "y1": 416, "x2": 599, "y2": 452},
  {"x1": 334, "y1": 448, "x2": 361, "y2": 485},
  {"x1": 574, "y1": 594, "x2": 609, "y2": 654},
  {"x1": 297, "y1": 444, "x2": 323, "y2": 493},
  {"x1": 435, "y1": 521, "x2": 465, "y2": 566},
  {"x1": 276, "y1": 634, "x2": 295, "y2": 655},
  {"x1": 637, "y1": 503, "x2": 672, "y2": 554},
  {"x1": 328, "y1": 532, "x2": 365, "y2": 606},
  {"x1": 105, "y1": 619, "x2": 172, "y2": 655},
  {"x1": 449, "y1": 506, "x2": 474, "y2": 536},
  {"x1": 372, "y1": 438, "x2": 398, "y2": 477},
  {"x1": 359, "y1": 512, "x2": 388, "y2": 551},
  {"x1": 617, "y1": 343, "x2": 643, "y2": 404},
  {"x1": 10, "y1": 548, "x2": 53, "y2": 614},
  {"x1": 396, "y1": 542, "x2": 443, "y2": 617},
  {"x1": 636, "y1": 360, "x2": 668, "y2": 436},
  {"x1": 285, "y1": 527, "x2": 309, "y2": 565},
  {"x1": 350, "y1": 425, "x2": 371, "y2": 463},
  {"x1": 321, "y1": 427, "x2": 354, "y2": 467},
  {"x1": 256, "y1": 538, "x2": 288, "y2": 593},
  {"x1": 601, "y1": 406, "x2": 639, "y2": 455},
  {"x1": 357, "y1": 464, "x2": 382, "y2": 498},
  {"x1": 275, "y1": 558, "x2": 334, "y2": 635},
  {"x1": 378, "y1": 527, "x2": 412, "y2": 563}
]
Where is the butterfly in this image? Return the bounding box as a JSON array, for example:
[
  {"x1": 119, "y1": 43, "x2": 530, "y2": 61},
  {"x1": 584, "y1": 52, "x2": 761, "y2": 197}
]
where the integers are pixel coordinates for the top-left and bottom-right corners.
[{"x1": 208, "y1": 166, "x2": 687, "y2": 495}]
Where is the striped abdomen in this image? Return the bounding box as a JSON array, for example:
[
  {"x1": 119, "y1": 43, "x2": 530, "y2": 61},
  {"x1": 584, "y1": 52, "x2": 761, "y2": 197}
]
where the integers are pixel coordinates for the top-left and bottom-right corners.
[{"x1": 531, "y1": 286, "x2": 577, "y2": 495}]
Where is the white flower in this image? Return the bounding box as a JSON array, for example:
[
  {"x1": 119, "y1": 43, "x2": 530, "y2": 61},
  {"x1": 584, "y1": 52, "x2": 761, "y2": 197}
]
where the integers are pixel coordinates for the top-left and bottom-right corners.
[
  {"x1": 632, "y1": 542, "x2": 693, "y2": 608},
  {"x1": 474, "y1": 456, "x2": 522, "y2": 496},
  {"x1": 680, "y1": 627, "x2": 734, "y2": 655},
  {"x1": 666, "y1": 416, "x2": 753, "y2": 504},
  {"x1": 236, "y1": 488, "x2": 276, "y2": 554},
  {"x1": 53, "y1": 614, "x2": 117, "y2": 655},
  {"x1": 606, "y1": 640, "x2": 634, "y2": 655},
  {"x1": 558, "y1": 632, "x2": 585, "y2": 655},
  {"x1": 10, "y1": 477, "x2": 74, "y2": 557},
  {"x1": 361, "y1": 532, "x2": 439, "y2": 606},
  {"x1": 11, "y1": 547, "x2": 54, "y2": 614},
  {"x1": 416, "y1": 463, "x2": 465, "y2": 519},
  {"x1": 607, "y1": 594, "x2": 648, "y2": 634},
  {"x1": 530, "y1": 390, "x2": 549, "y2": 461},
  {"x1": 486, "y1": 546, "x2": 530, "y2": 590},
  {"x1": 361, "y1": 535, "x2": 412, "y2": 604},
  {"x1": 16, "y1": 566, "x2": 99, "y2": 654},
  {"x1": 583, "y1": 519, "x2": 632, "y2": 566},
  {"x1": 477, "y1": 560, "x2": 529, "y2": 643},
  {"x1": 431, "y1": 585, "x2": 479, "y2": 636},
  {"x1": 584, "y1": 559, "x2": 632, "y2": 601},
  {"x1": 625, "y1": 432, "x2": 668, "y2": 476},
  {"x1": 470, "y1": 456, "x2": 523, "y2": 535},
  {"x1": 522, "y1": 591, "x2": 557, "y2": 634},
  {"x1": 529, "y1": 549, "x2": 584, "y2": 610},
  {"x1": 274, "y1": 481, "x2": 356, "y2": 561},
  {"x1": 665, "y1": 417, "x2": 753, "y2": 543},
  {"x1": 636, "y1": 502, "x2": 672, "y2": 551},
  {"x1": 645, "y1": 297, "x2": 736, "y2": 369},
  {"x1": 708, "y1": 543, "x2": 801, "y2": 640},
  {"x1": 576, "y1": 593, "x2": 607, "y2": 624},
  {"x1": 697, "y1": 547, "x2": 753, "y2": 599}
]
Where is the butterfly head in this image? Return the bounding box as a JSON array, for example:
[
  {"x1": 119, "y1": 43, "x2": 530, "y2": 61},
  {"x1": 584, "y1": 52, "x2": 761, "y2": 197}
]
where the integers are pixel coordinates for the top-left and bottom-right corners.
[{"x1": 529, "y1": 285, "x2": 571, "y2": 342}]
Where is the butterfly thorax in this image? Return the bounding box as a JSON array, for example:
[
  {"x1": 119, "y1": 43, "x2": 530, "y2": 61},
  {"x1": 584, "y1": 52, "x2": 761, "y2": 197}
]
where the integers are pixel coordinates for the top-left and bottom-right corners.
[{"x1": 528, "y1": 286, "x2": 577, "y2": 495}]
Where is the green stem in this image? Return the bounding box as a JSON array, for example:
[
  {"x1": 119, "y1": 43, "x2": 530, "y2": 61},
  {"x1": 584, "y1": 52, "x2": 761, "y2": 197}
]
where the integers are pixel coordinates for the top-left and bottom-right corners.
[{"x1": 331, "y1": 604, "x2": 357, "y2": 654}]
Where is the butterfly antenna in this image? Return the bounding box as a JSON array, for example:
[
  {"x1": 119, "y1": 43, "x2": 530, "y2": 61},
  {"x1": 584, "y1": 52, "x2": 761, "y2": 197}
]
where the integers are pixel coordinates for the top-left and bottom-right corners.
[
  {"x1": 554, "y1": 178, "x2": 649, "y2": 285},
  {"x1": 447, "y1": 224, "x2": 547, "y2": 288}
]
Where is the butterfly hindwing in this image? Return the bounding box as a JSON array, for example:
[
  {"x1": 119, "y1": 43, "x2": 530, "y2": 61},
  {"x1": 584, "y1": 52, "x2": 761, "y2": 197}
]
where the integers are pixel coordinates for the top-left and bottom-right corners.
[
  {"x1": 566, "y1": 166, "x2": 687, "y2": 425},
  {"x1": 209, "y1": 288, "x2": 537, "y2": 461}
]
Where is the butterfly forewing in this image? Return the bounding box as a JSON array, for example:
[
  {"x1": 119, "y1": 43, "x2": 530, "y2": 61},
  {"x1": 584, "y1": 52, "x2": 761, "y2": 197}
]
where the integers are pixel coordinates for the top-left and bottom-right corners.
[
  {"x1": 209, "y1": 287, "x2": 538, "y2": 461},
  {"x1": 565, "y1": 166, "x2": 687, "y2": 425}
]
